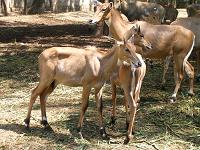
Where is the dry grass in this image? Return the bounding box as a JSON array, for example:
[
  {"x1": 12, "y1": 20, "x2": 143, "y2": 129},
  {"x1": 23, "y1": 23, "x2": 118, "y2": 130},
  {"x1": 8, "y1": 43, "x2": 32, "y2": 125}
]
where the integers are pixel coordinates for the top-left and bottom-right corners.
[
  {"x1": 0, "y1": 10, "x2": 200, "y2": 150},
  {"x1": 0, "y1": 39, "x2": 200, "y2": 150}
]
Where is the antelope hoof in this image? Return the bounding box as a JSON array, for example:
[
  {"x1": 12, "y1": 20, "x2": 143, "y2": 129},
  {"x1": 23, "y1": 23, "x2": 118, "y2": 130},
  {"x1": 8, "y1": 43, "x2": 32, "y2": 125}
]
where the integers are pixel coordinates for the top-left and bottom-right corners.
[
  {"x1": 109, "y1": 116, "x2": 117, "y2": 125},
  {"x1": 41, "y1": 120, "x2": 49, "y2": 126},
  {"x1": 24, "y1": 118, "x2": 30, "y2": 129},
  {"x1": 78, "y1": 132, "x2": 84, "y2": 139},
  {"x1": 188, "y1": 92, "x2": 194, "y2": 97},
  {"x1": 123, "y1": 135, "x2": 132, "y2": 145},
  {"x1": 168, "y1": 97, "x2": 177, "y2": 103},
  {"x1": 44, "y1": 125, "x2": 53, "y2": 131},
  {"x1": 41, "y1": 120, "x2": 52, "y2": 131},
  {"x1": 100, "y1": 127, "x2": 110, "y2": 140},
  {"x1": 77, "y1": 127, "x2": 84, "y2": 139}
]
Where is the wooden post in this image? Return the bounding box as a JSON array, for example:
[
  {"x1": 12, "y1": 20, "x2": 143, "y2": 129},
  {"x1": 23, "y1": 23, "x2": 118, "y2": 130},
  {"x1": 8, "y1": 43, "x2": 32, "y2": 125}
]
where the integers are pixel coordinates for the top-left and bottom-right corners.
[
  {"x1": 1, "y1": 0, "x2": 8, "y2": 16},
  {"x1": 23, "y1": 0, "x2": 27, "y2": 15}
]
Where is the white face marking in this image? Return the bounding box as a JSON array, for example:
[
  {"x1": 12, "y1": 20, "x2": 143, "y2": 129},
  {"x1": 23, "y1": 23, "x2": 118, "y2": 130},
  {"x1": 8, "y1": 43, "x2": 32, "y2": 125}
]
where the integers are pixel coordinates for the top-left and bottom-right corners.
[{"x1": 24, "y1": 123, "x2": 28, "y2": 127}]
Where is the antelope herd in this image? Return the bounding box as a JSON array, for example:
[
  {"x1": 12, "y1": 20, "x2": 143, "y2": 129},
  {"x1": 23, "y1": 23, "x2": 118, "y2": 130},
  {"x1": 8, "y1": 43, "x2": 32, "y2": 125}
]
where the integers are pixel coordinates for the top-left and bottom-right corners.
[{"x1": 24, "y1": 0, "x2": 200, "y2": 144}]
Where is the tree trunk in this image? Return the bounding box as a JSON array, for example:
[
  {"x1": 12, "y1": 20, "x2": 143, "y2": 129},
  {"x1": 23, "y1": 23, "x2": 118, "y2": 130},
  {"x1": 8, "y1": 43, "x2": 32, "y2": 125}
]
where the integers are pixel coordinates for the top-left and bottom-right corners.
[
  {"x1": 28, "y1": 0, "x2": 45, "y2": 14},
  {"x1": 49, "y1": 0, "x2": 53, "y2": 11},
  {"x1": 1, "y1": 0, "x2": 8, "y2": 16},
  {"x1": 23, "y1": 0, "x2": 27, "y2": 15}
]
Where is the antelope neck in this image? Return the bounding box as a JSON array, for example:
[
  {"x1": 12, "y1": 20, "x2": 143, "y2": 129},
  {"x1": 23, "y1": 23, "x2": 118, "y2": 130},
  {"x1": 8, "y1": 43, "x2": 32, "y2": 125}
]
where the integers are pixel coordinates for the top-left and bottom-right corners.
[
  {"x1": 100, "y1": 45, "x2": 120, "y2": 79},
  {"x1": 108, "y1": 9, "x2": 131, "y2": 41}
]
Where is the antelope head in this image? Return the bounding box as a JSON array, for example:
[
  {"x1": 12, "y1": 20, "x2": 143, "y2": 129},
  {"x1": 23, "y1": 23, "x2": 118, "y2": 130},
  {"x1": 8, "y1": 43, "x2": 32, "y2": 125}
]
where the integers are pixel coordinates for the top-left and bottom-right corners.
[
  {"x1": 89, "y1": 1, "x2": 113, "y2": 24},
  {"x1": 124, "y1": 25, "x2": 152, "y2": 50},
  {"x1": 116, "y1": 39, "x2": 142, "y2": 68}
]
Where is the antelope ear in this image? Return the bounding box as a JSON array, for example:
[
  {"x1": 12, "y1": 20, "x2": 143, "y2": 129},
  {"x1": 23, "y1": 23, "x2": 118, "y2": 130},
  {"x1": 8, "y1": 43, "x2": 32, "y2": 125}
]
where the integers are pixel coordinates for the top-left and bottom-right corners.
[
  {"x1": 109, "y1": 2, "x2": 113, "y2": 8},
  {"x1": 132, "y1": 24, "x2": 141, "y2": 33},
  {"x1": 138, "y1": 25, "x2": 141, "y2": 33},
  {"x1": 132, "y1": 24, "x2": 137, "y2": 32}
]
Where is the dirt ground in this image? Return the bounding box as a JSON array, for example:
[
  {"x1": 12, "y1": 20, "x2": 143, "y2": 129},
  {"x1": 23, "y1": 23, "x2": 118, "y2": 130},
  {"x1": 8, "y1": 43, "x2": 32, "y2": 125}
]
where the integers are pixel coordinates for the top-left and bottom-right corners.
[{"x1": 0, "y1": 10, "x2": 200, "y2": 150}]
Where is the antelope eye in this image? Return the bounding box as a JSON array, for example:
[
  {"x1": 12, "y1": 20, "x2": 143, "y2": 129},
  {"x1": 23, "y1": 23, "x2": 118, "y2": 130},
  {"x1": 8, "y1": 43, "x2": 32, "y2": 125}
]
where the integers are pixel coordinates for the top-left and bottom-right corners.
[
  {"x1": 125, "y1": 48, "x2": 130, "y2": 53},
  {"x1": 102, "y1": 8, "x2": 107, "y2": 11},
  {"x1": 140, "y1": 34, "x2": 144, "y2": 38}
]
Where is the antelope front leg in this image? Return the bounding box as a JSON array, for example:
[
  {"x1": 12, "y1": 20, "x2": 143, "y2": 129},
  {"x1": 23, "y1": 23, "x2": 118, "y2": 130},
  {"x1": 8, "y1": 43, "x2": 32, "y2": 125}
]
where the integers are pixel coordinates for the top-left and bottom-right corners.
[
  {"x1": 124, "y1": 96, "x2": 130, "y2": 130},
  {"x1": 77, "y1": 86, "x2": 91, "y2": 139},
  {"x1": 95, "y1": 86, "x2": 109, "y2": 140},
  {"x1": 123, "y1": 91, "x2": 137, "y2": 144}
]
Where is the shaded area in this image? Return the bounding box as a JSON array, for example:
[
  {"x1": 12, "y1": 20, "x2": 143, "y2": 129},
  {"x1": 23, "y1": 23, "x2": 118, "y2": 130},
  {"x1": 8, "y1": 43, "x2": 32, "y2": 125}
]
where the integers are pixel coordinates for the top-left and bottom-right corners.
[
  {"x1": 0, "y1": 49, "x2": 40, "y2": 84},
  {"x1": 0, "y1": 37, "x2": 113, "y2": 86},
  {"x1": 0, "y1": 23, "x2": 95, "y2": 43},
  {"x1": 0, "y1": 123, "x2": 78, "y2": 149}
]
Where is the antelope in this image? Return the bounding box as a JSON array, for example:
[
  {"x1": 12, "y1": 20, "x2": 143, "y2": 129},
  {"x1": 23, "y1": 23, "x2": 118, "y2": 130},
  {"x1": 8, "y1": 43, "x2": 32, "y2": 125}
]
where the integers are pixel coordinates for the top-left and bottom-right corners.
[
  {"x1": 110, "y1": 52, "x2": 146, "y2": 144},
  {"x1": 93, "y1": 0, "x2": 165, "y2": 36},
  {"x1": 161, "y1": 17, "x2": 200, "y2": 85},
  {"x1": 108, "y1": 25, "x2": 148, "y2": 144},
  {"x1": 24, "y1": 38, "x2": 142, "y2": 141},
  {"x1": 114, "y1": 0, "x2": 165, "y2": 23},
  {"x1": 90, "y1": 1, "x2": 195, "y2": 123}
]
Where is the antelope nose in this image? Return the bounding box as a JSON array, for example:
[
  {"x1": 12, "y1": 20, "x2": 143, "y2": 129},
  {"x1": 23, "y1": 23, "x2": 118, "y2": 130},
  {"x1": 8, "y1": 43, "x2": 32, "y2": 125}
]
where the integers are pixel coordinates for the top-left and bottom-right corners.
[
  {"x1": 88, "y1": 19, "x2": 97, "y2": 24},
  {"x1": 132, "y1": 61, "x2": 142, "y2": 68},
  {"x1": 88, "y1": 19, "x2": 93, "y2": 23},
  {"x1": 146, "y1": 43, "x2": 152, "y2": 50},
  {"x1": 137, "y1": 61, "x2": 142, "y2": 67}
]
